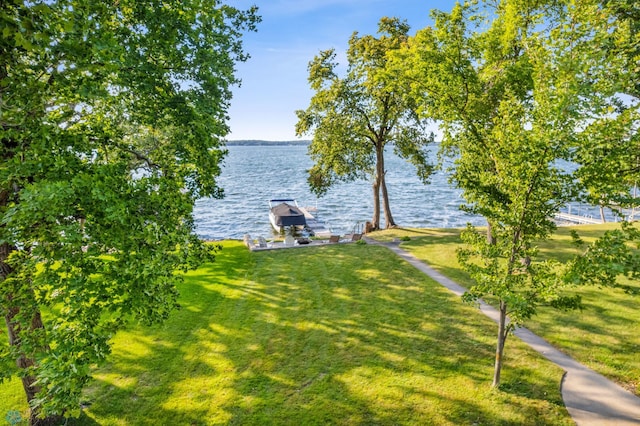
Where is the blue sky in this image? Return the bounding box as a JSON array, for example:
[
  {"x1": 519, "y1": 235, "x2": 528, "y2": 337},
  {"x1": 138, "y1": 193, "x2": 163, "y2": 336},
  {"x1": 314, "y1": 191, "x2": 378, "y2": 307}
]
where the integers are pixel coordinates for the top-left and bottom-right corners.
[{"x1": 227, "y1": 0, "x2": 456, "y2": 141}]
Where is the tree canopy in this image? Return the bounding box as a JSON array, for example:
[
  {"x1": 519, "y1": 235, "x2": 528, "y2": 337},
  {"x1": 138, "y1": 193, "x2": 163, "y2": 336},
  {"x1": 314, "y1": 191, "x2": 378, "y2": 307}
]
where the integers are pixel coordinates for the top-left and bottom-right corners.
[
  {"x1": 0, "y1": 1, "x2": 258, "y2": 423},
  {"x1": 296, "y1": 17, "x2": 434, "y2": 230},
  {"x1": 565, "y1": 0, "x2": 640, "y2": 216},
  {"x1": 393, "y1": 0, "x2": 640, "y2": 387}
]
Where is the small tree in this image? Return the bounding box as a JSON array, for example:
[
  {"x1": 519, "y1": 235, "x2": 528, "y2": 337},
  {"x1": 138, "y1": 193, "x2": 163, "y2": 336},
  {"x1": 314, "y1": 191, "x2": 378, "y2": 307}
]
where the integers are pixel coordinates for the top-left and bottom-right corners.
[
  {"x1": 0, "y1": 1, "x2": 258, "y2": 423},
  {"x1": 395, "y1": 1, "x2": 589, "y2": 387},
  {"x1": 295, "y1": 17, "x2": 434, "y2": 231}
]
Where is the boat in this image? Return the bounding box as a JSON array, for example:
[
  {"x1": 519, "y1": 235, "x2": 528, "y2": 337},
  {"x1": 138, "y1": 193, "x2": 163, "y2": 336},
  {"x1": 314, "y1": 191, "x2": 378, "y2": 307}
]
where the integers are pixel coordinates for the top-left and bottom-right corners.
[{"x1": 269, "y1": 199, "x2": 307, "y2": 233}]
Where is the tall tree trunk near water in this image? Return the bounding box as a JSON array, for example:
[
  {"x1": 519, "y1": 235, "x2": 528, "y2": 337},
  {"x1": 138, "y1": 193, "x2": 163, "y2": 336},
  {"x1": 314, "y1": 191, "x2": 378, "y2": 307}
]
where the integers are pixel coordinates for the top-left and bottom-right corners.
[
  {"x1": 371, "y1": 179, "x2": 381, "y2": 230},
  {"x1": 370, "y1": 143, "x2": 387, "y2": 231},
  {"x1": 381, "y1": 174, "x2": 395, "y2": 229},
  {"x1": 376, "y1": 142, "x2": 395, "y2": 229}
]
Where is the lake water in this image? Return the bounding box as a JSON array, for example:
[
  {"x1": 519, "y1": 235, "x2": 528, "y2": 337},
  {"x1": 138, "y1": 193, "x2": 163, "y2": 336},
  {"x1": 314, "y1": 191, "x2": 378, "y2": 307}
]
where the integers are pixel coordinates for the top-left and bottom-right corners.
[
  {"x1": 194, "y1": 144, "x2": 485, "y2": 240},
  {"x1": 193, "y1": 144, "x2": 623, "y2": 240}
]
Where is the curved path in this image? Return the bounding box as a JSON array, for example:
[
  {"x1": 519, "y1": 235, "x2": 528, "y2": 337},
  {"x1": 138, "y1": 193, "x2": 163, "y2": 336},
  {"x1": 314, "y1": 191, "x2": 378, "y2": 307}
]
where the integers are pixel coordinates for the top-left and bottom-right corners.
[{"x1": 367, "y1": 238, "x2": 640, "y2": 426}]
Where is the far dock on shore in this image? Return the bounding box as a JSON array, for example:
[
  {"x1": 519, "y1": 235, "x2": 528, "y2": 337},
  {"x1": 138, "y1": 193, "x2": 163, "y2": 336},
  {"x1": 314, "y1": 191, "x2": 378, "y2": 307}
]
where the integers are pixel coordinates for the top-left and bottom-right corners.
[{"x1": 554, "y1": 212, "x2": 604, "y2": 225}]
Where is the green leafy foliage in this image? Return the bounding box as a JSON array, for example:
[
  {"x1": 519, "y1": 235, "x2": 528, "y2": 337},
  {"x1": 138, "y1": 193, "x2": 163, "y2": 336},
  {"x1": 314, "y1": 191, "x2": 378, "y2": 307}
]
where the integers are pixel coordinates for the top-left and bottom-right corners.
[
  {"x1": 394, "y1": 0, "x2": 639, "y2": 388},
  {"x1": 565, "y1": 222, "x2": 640, "y2": 294},
  {"x1": 0, "y1": 0, "x2": 259, "y2": 421},
  {"x1": 458, "y1": 225, "x2": 582, "y2": 326},
  {"x1": 296, "y1": 18, "x2": 435, "y2": 230},
  {"x1": 564, "y1": 0, "x2": 640, "y2": 212}
]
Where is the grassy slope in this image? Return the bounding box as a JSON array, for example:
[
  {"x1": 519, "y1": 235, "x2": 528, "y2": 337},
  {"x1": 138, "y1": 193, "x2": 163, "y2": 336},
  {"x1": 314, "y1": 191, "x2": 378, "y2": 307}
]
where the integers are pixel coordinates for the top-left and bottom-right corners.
[
  {"x1": 371, "y1": 224, "x2": 640, "y2": 397},
  {"x1": 3, "y1": 240, "x2": 571, "y2": 425}
]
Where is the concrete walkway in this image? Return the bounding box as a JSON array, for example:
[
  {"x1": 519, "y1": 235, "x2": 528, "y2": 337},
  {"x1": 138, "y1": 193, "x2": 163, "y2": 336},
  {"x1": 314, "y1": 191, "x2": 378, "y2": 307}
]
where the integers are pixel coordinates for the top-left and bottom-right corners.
[{"x1": 368, "y1": 238, "x2": 640, "y2": 426}]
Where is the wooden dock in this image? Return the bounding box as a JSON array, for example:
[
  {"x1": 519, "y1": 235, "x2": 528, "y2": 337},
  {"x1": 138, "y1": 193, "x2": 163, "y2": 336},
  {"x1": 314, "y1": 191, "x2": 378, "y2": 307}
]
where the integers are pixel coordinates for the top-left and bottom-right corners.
[
  {"x1": 554, "y1": 212, "x2": 604, "y2": 225},
  {"x1": 299, "y1": 206, "x2": 332, "y2": 238}
]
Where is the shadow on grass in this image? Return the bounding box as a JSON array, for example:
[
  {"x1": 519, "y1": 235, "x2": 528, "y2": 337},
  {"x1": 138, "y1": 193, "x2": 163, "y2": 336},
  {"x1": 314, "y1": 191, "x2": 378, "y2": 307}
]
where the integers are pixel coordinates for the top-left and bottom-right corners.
[
  {"x1": 390, "y1": 225, "x2": 640, "y2": 397},
  {"x1": 67, "y1": 413, "x2": 100, "y2": 425},
  {"x1": 79, "y1": 242, "x2": 570, "y2": 425}
]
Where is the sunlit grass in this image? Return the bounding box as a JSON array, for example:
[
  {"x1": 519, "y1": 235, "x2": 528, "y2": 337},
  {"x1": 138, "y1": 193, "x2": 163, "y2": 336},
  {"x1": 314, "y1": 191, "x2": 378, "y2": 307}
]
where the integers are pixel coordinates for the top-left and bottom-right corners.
[
  {"x1": 373, "y1": 223, "x2": 640, "y2": 396},
  {"x1": 1, "y1": 240, "x2": 573, "y2": 424}
]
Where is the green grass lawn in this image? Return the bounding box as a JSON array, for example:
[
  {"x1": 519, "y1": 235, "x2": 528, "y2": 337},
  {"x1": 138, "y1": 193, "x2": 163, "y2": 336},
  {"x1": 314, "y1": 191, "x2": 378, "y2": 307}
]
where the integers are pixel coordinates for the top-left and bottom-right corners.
[
  {"x1": 2, "y1": 240, "x2": 572, "y2": 425},
  {"x1": 371, "y1": 224, "x2": 640, "y2": 397}
]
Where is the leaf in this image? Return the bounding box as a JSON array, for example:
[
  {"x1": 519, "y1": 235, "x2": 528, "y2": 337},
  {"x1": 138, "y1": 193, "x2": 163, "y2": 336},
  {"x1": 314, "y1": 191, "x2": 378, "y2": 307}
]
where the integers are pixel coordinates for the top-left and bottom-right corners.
[{"x1": 1, "y1": 0, "x2": 256, "y2": 418}]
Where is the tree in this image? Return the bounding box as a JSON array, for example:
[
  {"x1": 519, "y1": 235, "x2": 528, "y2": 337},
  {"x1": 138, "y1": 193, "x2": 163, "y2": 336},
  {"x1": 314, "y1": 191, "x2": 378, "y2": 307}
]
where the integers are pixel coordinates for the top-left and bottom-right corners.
[
  {"x1": 394, "y1": 1, "x2": 590, "y2": 387},
  {"x1": 566, "y1": 0, "x2": 640, "y2": 218},
  {"x1": 295, "y1": 17, "x2": 434, "y2": 231},
  {"x1": 0, "y1": 1, "x2": 258, "y2": 423},
  {"x1": 558, "y1": 0, "x2": 640, "y2": 306}
]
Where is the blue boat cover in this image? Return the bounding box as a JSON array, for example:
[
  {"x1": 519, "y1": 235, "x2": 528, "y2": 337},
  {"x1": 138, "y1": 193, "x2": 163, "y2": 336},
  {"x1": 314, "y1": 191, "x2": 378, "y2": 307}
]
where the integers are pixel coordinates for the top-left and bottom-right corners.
[{"x1": 271, "y1": 203, "x2": 306, "y2": 227}]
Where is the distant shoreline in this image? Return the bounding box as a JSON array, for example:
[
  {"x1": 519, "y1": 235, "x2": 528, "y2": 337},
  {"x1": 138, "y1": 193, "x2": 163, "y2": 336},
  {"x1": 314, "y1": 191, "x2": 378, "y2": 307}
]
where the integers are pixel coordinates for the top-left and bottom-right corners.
[{"x1": 226, "y1": 139, "x2": 311, "y2": 146}]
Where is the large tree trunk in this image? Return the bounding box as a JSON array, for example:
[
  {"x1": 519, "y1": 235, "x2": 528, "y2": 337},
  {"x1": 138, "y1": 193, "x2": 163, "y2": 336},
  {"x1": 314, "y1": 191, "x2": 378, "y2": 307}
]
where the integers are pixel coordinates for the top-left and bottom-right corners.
[
  {"x1": 0, "y1": 188, "x2": 41, "y2": 418},
  {"x1": 492, "y1": 300, "x2": 508, "y2": 388},
  {"x1": 5, "y1": 306, "x2": 41, "y2": 403},
  {"x1": 371, "y1": 179, "x2": 381, "y2": 230},
  {"x1": 2, "y1": 244, "x2": 39, "y2": 404},
  {"x1": 1, "y1": 244, "x2": 37, "y2": 402},
  {"x1": 0, "y1": 184, "x2": 59, "y2": 425},
  {"x1": 375, "y1": 143, "x2": 395, "y2": 229},
  {"x1": 5, "y1": 305, "x2": 61, "y2": 425},
  {"x1": 380, "y1": 175, "x2": 395, "y2": 229},
  {"x1": 2, "y1": 244, "x2": 60, "y2": 425}
]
